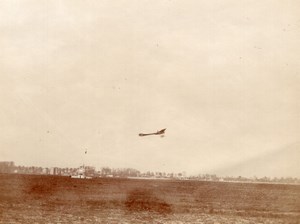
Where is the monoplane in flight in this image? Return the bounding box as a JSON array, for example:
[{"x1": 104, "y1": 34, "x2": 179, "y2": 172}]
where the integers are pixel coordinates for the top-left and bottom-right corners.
[{"x1": 139, "y1": 128, "x2": 166, "y2": 137}]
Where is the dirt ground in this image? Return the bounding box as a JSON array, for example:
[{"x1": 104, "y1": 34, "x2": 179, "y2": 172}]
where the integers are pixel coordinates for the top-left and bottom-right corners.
[{"x1": 0, "y1": 174, "x2": 299, "y2": 223}]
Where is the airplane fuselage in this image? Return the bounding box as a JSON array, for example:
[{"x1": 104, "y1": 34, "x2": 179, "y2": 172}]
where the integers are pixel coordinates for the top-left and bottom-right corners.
[{"x1": 139, "y1": 129, "x2": 166, "y2": 137}]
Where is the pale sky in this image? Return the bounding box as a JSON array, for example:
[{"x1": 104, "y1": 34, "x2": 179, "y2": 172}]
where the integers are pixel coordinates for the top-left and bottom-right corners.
[{"x1": 0, "y1": 0, "x2": 299, "y2": 177}]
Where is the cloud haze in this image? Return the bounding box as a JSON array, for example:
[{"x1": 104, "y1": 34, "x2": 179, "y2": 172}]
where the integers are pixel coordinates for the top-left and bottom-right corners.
[{"x1": 1, "y1": 0, "x2": 299, "y2": 177}]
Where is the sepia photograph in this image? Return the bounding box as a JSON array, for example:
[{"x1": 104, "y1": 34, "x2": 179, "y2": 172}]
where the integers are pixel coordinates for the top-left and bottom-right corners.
[{"x1": 0, "y1": 0, "x2": 299, "y2": 223}]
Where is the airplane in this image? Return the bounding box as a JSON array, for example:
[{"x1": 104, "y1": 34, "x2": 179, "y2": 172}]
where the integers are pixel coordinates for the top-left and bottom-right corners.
[{"x1": 139, "y1": 128, "x2": 166, "y2": 137}]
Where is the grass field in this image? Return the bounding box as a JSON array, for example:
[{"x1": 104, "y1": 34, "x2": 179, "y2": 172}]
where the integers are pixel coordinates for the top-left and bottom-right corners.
[{"x1": 0, "y1": 174, "x2": 299, "y2": 223}]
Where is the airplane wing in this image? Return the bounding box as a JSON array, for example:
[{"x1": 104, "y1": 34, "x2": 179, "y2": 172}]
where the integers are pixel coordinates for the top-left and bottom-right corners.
[{"x1": 139, "y1": 128, "x2": 166, "y2": 137}]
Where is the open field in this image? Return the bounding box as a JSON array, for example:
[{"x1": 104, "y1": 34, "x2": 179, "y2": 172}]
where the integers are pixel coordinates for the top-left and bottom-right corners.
[{"x1": 0, "y1": 174, "x2": 299, "y2": 223}]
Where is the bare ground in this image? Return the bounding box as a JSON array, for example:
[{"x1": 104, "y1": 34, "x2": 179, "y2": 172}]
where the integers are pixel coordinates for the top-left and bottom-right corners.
[{"x1": 0, "y1": 174, "x2": 299, "y2": 223}]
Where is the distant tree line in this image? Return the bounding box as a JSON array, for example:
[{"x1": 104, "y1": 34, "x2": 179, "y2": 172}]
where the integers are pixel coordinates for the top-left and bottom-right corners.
[
  {"x1": 188, "y1": 174, "x2": 300, "y2": 184},
  {"x1": 0, "y1": 161, "x2": 15, "y2": 173},
  {"x1": 0, "y1": 161, "x2": 299, "y2": 184},
  {"x1": 99, "y1": 167, "x2": 140, "y2": 177}
]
